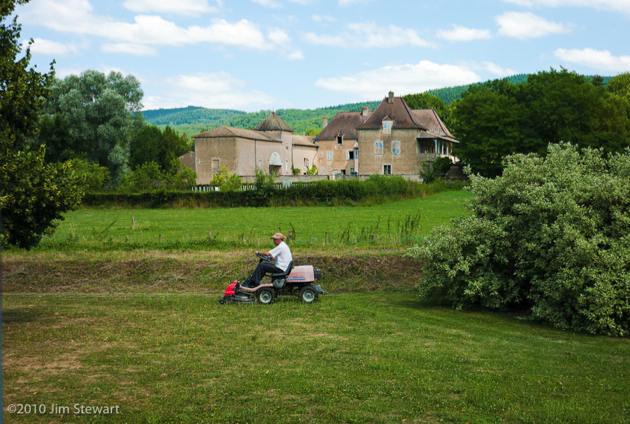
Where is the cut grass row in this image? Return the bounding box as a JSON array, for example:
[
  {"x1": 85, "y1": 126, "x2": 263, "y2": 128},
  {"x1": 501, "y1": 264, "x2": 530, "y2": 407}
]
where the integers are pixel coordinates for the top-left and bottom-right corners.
[
  {"x1": 28, "y1": 190, "x2": 474, "y2": 252},
  {"x1": 3, "y1": 292, "x2": 629, "y2": 423}
]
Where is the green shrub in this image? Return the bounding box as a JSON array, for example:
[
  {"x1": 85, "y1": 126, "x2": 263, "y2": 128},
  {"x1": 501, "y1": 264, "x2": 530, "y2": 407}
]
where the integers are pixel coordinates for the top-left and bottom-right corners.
[
  {"x1": 432, "y1": 157, "x2": 452, "y2": 178},
  {"x1": 406, "y1": 143, "x2": 630, "y2": 336},
  {"x1": 68, "y1": 158, "x2": 110, "y2": 191}
]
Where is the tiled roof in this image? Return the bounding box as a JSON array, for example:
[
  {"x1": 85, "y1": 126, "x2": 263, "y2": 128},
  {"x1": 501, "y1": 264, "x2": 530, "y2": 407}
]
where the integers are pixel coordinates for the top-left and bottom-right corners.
[
  {"x1": 357, "y1": 96, "x2": 428, "y2": 130},
  {"x1": 314, "y1": 111, "x2": 371, "y2": 141},
  {"x1": 192, "y1": 126, "x2": 280, "y2": 142},
  {"x1": 292, "y1": 135, "x2": 318, "y2": 147},
  {"x1": 254, "y1": 112, "x2": 293, "y2": 132},
  {"x1": 411, "y1": 109, "x2": 454, "y2": 138}
]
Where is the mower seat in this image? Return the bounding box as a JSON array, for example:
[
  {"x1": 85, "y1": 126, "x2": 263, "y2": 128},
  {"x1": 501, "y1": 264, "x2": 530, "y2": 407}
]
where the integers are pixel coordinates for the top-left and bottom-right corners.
[
  {"x1": 270, "y1": 260, "x2": 293, "y2": 278},
  {"x1": 269, "y1": 261, "x2": 293, "y2": 289}
]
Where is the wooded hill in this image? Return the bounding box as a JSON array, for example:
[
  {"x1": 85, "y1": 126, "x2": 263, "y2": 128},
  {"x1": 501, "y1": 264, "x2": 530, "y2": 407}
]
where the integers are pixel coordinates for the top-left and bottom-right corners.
[{"x1": 143, "y1": 74, "x2": 611, "y2": 136}]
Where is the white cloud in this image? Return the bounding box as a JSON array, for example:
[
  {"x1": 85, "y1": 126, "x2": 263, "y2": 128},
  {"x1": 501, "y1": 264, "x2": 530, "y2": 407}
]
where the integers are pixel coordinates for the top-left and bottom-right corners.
[
  {"x1": 19, "y1": 0, "x2": 278, "y2": 52},
  {"x1": 102, "y1": 43, "x2": 158, "y2": 56},
  {"x1": 250, "y1": 0, "x2": 281, "y2": 7},
  {"x1": 502, "y1": 0, "x2": 630, "y2": 15},
  {"x1": 305, "y1": 22, "x2": 433, "y2": 48},
  {"x1": 496, "y1": 12, "x2": 572, "y2": 39},
  {"x1": 481, "y1": 61, "x2": 517, "y2": 76},
  {"x1": 436, "y1": 25, "x2": 492, "y2": 42},
  {"x1": 315, "y1": 61, "x2": 481, "y2": 99},
  {"x1": 554, "y1": 48, "x2": 630, "y2": 72},
  {"x1": 144, "y1": 72, "x2": 279, "y2": 111},
  {"x1": 25, "y1": 38, "x2": 78, "y2": 55},
  {"x1": 460, "y1": 60, "x2": 517, "y2": 76},
  {"x1": 287, "y1": 49, "x2": 304, "y2": 60},
  {"x1": 268, "y1": 28, "x2": 291, "y2": 46},
  {"x1": 312, "y1": 15, "x2": 336, "y2": 22},
  {"x1": 123, "y1": 0, "x2": 220, "y2": 15}
]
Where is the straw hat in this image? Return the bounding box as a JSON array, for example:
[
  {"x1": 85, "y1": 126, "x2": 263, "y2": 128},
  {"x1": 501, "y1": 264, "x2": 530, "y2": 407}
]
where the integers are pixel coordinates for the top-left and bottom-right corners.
[{"x1": 270, "y1": 232, "x2": 287, "y2": 240}]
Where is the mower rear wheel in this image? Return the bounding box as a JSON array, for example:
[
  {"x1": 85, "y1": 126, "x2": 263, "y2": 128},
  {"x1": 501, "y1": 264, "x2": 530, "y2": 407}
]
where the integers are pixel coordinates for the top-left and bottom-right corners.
[
  {"x1": 299, "y1": 286, "x2": 318, "y2": 303},
  {"x1": 258, "y1": 288, "x2": 274, "y2": 305}
]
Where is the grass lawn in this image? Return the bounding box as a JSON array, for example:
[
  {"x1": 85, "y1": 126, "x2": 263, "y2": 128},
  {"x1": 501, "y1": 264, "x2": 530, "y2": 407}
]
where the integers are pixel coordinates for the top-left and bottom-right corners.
[
  {"x1": 34, "y1": 191, "x2": 474, "y2": 251},
  {"x1": 3, "y1": 291, "x2": 629, "y2": 423}
]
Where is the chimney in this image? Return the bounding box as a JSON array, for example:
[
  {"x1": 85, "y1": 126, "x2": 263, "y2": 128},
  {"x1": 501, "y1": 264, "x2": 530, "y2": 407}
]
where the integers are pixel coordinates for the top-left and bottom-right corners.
[
  {"x1": 362, "y1": 106, "x2": 369, "y2": 117},
  {"x1": 323, "y1": 116, "x2": 328, "y2": 129},
  {"x1": 388, "y1": 91, "x2": 394, "y2": 104}
]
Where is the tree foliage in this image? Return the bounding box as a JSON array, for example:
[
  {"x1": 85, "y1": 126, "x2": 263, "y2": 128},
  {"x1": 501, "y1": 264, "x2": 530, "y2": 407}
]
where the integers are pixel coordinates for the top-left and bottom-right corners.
[
  {"x1": 406, "y1": 143, "x2": 630, "y2": 336},
  {"x1": 210, "y1": 166, "x2": 243, "y2": 192},
  {"x1": 42, "y1": 70, "x2": 144, "y2": 184},
  {"x1": 130, "y1": 124, "x2": 191, "y2": 174},
  {"x1": 453, "y1": 69, "x2": 630, "y2": 177},
  {"x1": 119, "y1": 161, "x2": 197, "y2": 192},
  {"x1": 1, "y1": 0, "x2": 84, "y2": 249}
]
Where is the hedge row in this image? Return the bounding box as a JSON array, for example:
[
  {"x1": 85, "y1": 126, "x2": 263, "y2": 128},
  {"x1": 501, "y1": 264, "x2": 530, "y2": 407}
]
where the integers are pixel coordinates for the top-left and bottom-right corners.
[{"x1": 81, "y1": 177, "x2": 467, "y2": 208}]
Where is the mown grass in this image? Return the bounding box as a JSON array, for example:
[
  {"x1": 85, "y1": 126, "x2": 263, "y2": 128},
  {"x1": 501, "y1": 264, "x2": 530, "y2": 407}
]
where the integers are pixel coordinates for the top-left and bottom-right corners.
[
  {"x1": 3, "y1": 292, "x2": 629, "y2": 423},
  {"x1": 28, "y1": 191, "x2": 473, "y2": 252}
]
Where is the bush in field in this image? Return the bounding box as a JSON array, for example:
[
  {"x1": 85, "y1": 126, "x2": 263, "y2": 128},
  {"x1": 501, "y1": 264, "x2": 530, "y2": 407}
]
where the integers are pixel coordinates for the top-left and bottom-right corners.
[
  {"x1": 406, "y1": 143, "x2": 630, "y2": 336},
  {"x1": 68, "y1": 158, "x2": 110, "y2": 191},
  {"x1": 211, "y1": 166, "x2": 243, "y2": 192},
  {"x1": 432, "y1": 157, "x2": 453, "y2": 178}
]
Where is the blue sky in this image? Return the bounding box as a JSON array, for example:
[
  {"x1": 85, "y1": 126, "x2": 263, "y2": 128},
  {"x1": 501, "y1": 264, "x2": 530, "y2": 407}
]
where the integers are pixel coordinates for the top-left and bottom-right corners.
[{"x1": 15, "y1": 0, "x2": 630, "y2": 112}]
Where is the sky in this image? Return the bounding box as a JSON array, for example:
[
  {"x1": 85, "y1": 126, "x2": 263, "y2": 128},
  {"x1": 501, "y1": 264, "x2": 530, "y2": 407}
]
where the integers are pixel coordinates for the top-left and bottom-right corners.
[{"x1": 14, "y1": 0, "x2": 630, "y2": 112}]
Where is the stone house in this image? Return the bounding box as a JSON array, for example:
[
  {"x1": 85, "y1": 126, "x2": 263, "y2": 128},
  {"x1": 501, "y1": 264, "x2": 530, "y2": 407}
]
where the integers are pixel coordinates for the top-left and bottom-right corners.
[
  {"x1": 192, "y1": 112, "x2": 319, "y2": 184},
  {"x1": 315, "y1": 106, "x2": 371, "y2": 177},
  {"x1": 315, "y1": 92, "x2": 458, "y2": 176}
]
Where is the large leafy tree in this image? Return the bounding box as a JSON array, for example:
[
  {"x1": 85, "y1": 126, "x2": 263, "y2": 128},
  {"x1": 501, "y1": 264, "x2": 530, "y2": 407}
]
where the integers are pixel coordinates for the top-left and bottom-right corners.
[
  {"x1": 452, "y1": 84, "x2": 527, "y2": 177},
  {"x1": 42, "y1": 70, "x2": 144, "y2": 185},
  {"x1": 453, "y1": 69, "x2": 630, "y2": 177},
  {"x1": 1, "y1": 0, "x2": 84, "y2": 249},
  {"x1": 130, "y1": 125, "x2": 191, "y2": 174}
]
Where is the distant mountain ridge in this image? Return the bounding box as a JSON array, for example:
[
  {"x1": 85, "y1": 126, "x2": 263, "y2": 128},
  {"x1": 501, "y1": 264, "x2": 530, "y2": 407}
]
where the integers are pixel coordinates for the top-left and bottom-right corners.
[{"x1": 142, "y1": 73, "x2": 611, "y2": 136}]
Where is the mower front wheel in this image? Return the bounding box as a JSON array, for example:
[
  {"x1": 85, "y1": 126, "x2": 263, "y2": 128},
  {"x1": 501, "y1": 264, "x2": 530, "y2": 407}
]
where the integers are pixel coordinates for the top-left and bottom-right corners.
[
  {"x1": 299, "y1": 286, "x2": 318, "y2": 303},
  {"x1": 257, "y1": 288, "x2": 274, "y2": 305}
]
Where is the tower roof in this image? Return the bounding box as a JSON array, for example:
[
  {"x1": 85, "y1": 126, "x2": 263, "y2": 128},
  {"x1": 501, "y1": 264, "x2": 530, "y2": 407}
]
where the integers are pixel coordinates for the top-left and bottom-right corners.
[{"x1": 254, "y1": 111, "x2": 293, "y2": 132}]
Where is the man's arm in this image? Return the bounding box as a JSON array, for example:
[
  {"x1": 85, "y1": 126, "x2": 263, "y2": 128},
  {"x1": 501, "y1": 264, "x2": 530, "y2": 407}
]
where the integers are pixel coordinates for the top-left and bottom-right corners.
[{"x1": 256, "y1": 250, "x2": 274, "y2": 260}]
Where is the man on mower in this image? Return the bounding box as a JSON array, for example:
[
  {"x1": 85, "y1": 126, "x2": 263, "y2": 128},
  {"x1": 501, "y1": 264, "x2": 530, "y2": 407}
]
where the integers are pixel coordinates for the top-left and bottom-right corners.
[{"x1": 242, "y1": 232, "x2": 293, "y2": 288}]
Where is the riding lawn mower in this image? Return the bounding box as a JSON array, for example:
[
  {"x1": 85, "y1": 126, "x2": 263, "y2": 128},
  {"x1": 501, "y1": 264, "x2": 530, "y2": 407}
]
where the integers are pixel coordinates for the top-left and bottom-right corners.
[{"x1": 219, "y1": 252, "x2": 325, "y2": 304}]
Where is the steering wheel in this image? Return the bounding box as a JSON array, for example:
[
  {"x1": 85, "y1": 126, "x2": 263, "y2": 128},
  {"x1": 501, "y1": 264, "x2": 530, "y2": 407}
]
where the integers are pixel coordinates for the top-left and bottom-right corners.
[{"x1": 255, "y1": 252, "x2": 272, "y2": 262}]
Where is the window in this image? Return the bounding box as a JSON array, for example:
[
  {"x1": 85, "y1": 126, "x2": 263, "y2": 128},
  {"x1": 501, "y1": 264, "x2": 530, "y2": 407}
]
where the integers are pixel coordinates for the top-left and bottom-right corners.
[
  {"x1": 212, "y1": 158, "x2": 220, "y2": 174},
  {"x1": 305, "y1": 158, "x2": 309, "y2": 168},
  {"x1": 383, "y1": 164, "x2": 392, "y2": 175},
  {"x1": 375, "y1": 141, "x2": 383, "y2": 155},
  {"x1": 327, "y1": 151, "x2": 333, "y2": 161},
  {"x1": 336, "y1": 135, "x2": 343, "y2": 145},
  {"x1": 350, "y1": 168, "x2": 355, "y2": 174},
  {"x1": 383, "y1": 120, "x2": 392, "y2": 135},
  {"x1": 392, "y1": 141, "x2": 400, "y2": 155},
  {"x1": 346, "y1": 150, "x2": 355, "y2": 160}
]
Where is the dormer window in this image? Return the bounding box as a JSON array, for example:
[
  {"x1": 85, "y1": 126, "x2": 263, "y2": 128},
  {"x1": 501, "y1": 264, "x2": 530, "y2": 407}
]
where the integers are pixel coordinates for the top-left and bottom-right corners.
[
  {"x1": 336, "y1": 135, "x2": 343, "y2": 145},
  {"x1": 382, "y1": 120, "x2": 392, "y2": 135}
]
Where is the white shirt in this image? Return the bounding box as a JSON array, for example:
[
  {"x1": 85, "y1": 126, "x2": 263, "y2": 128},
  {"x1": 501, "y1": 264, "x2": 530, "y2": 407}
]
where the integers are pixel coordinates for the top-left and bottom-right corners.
[{"x1": 269, "y1": 241, "x2": 292, "y2": 271}]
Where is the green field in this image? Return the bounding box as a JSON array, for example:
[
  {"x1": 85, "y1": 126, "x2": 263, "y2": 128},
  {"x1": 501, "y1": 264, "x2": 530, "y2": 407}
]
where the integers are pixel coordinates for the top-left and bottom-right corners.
[
  {"x1": 4, "y1": 190, "x2": 630, "y2": 423},
  {"x1": 36, "y1": 191, "x2": 474, "y2": 252},
  {"x1": 3, "y1": 292, "x2": 629, "y2": 423}
]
